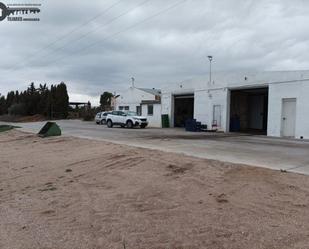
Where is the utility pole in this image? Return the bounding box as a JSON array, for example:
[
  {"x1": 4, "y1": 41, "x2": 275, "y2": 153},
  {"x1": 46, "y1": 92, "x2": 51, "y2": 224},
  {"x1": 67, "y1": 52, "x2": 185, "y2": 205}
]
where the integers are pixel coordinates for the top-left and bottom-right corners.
[
  {"x1": 131, "y1": 77, "x2": 135, "y2": 88},
  {"x1": 208, "y1": 55, "x2": 213, "y2": 85}
]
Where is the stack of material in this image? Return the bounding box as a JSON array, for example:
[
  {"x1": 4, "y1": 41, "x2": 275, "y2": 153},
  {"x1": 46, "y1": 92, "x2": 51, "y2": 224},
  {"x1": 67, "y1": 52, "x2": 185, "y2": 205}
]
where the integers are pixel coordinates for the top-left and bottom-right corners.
[{"x1": 185, "y1": 119, "x2": 202, "y2": 132}]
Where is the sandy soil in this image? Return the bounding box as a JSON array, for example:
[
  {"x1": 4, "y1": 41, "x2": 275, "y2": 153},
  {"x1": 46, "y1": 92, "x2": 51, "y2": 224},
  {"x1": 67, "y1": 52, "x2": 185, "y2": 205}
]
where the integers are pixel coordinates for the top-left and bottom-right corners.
[
  {"x1": 0, "y1": 114, "x2": 46, "y2": 123},
  {"x1": 1, "y1": 130, "x2": 309, "y2": 249}
]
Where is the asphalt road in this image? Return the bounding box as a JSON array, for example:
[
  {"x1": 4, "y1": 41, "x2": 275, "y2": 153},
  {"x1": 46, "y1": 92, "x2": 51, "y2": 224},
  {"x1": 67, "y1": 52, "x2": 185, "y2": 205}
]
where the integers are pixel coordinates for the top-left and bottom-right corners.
[{"x1": 2, "y1": 119, "x2": 309, "y2": 175}]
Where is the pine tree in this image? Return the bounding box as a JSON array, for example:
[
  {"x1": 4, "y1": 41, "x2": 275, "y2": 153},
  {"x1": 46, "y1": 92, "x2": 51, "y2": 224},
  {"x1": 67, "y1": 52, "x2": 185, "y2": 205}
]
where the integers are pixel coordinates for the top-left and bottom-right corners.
[
  {"x1": 54, "y1": 82, "x2": 69, "y2": 118},
  {"x1": 0, "y1": 82, "x2": 69, "y2": 118},
  {"x1": 100, "y1": 92, "x2": 113, "y2": 111},
  {"x1": 0, "y1": 95, "x2": 6, "y2": 115}
]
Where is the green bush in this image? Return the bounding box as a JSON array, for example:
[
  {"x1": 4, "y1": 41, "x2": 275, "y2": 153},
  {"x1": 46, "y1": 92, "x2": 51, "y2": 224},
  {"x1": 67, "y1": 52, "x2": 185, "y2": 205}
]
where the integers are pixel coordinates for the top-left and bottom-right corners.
[{"x1": 83, "y1": 113, "x2": 94, "y2": 121}]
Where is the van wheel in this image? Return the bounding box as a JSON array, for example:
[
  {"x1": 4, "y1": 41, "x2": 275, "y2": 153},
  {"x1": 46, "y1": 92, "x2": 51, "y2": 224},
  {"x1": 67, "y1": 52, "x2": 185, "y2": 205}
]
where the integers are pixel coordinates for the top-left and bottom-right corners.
[
  {"x1": 100, "y1": 119, "x2": 106, "y2": 125},
  {"x1": 126, "y1": 120, "x2": 133, "y2": 128},
  {"x1": 107, "y1": 120, "x2": 113, "y2": 128}
]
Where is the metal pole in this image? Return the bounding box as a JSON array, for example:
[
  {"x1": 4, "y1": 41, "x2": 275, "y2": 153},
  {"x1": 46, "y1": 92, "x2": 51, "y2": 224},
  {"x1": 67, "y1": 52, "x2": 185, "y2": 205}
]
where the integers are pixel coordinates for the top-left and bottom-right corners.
[
  {"x1": 208, "y1": 55, "x2": 213, "y2": 85},
  {"x1": 209, "y1": 60, "x2": 212, "y2": 85}
]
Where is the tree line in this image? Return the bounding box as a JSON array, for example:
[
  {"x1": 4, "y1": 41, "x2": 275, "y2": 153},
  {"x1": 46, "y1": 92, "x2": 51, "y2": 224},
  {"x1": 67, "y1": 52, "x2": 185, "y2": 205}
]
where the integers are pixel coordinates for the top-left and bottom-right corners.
[{"x1": 0, "y1": 82, "x2": 69, "y2": 118}]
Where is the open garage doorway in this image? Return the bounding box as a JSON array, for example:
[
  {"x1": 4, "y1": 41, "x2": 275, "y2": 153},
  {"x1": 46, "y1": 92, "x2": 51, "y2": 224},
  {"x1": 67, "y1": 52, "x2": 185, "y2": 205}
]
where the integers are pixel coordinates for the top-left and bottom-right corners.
[
  {"x1": 173, "y1": 94, "x2": 194, "y2": 127},
  {"x1": 229, "y1": 87, "x2": 268, "y2": 134}
]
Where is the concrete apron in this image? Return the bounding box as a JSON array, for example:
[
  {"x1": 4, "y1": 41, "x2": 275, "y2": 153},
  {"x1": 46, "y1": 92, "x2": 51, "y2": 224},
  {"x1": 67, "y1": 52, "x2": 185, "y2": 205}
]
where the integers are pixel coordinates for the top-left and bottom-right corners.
[{"x1": 1, "y1": 120, "x2": 309, "y2": 176}]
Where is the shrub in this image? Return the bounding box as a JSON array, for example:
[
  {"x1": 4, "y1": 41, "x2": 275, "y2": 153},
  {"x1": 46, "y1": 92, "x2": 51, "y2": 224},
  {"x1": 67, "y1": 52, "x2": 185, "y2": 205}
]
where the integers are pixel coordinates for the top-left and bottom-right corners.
[{"x1": 83, "y1": 113, "x2": 94, "y2": 121}]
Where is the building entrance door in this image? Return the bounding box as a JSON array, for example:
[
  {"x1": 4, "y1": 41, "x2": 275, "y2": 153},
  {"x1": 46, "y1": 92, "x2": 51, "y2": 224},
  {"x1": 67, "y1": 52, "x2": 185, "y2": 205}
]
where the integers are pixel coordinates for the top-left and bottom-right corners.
[{"x1": 281, "y1": 98, "x2": 296, "y2": 137}]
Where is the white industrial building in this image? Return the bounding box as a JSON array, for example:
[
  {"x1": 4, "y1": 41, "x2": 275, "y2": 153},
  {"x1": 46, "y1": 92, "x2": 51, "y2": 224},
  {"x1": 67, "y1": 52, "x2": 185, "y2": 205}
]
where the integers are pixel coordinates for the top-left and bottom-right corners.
[
  {"x1": 114, "y1": 70, "x2": 309, "y2": 138},
  {"x1": 161, "y1": 70, "x2": 309, "y2": 139},
  {"x1": 115, "y1": 86, "x2": 162, "y2": 127}
]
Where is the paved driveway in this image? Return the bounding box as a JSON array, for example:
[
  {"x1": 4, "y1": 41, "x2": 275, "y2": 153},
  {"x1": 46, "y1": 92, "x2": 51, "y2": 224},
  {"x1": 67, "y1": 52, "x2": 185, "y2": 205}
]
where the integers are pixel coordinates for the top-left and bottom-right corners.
[{"x1": 2, "y1": 119, "x2": 309, "y2": 175}]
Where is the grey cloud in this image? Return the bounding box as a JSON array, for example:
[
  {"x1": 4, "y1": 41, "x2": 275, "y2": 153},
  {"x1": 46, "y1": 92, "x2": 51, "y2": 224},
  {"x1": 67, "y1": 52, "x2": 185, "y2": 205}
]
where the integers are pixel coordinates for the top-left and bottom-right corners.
[{"x1": 1, "y1": 0, "x2": 309, "y2": 105}]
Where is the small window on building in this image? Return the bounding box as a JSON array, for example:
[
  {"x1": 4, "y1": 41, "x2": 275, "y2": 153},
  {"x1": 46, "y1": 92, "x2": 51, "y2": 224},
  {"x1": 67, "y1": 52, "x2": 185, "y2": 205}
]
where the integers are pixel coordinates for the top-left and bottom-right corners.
[
  {"x1": 147, "y1": 104, "x2": 153, "y2": 116},
  {"x1": 119, "y1": 106, "x2": 124, "y2": 110},
  {"x1": 124, "y1": 106, "x2": 129, "y2": 111}
]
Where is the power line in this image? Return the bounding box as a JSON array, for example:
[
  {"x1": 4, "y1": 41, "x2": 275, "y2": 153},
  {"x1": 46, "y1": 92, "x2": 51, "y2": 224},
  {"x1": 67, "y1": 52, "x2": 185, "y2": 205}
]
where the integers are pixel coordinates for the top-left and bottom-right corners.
[
  {"x1": 48, "y1": 0, "x2": 151, "y2": 54},
  {"x1": 8, "y1": 0, "x2": 151, "y2": 72},
  {"x1": 37, "y1": 0, "x2": 188, "y2": 69},
  {"x1": 5, "y1": 0, "x2": 123, "y2": 72},
  {"x1": 3, "y1": 0, "x2": 187, "y2": 86},
  {"x1": 36, "y1": 0, "x2": 123, "y2": 53}
]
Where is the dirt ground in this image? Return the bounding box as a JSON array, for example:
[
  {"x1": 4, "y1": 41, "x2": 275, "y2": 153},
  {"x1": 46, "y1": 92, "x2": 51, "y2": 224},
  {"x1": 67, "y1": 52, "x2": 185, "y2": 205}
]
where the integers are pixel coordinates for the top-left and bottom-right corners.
[
  {"x1": 0, "y1": 114, "x2": 46, "y2": 123},
  {"x1": 1, "y1": 130, "x2": 309, "y2": 249}
]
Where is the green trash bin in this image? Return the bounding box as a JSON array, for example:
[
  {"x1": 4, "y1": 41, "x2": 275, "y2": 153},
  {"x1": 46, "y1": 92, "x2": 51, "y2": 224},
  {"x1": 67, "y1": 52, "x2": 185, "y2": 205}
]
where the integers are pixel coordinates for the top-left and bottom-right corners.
[
  {"x1": 161, "y1": 114, "x2": 170, "y2": 128},
  {"x1": 38, "y1": 122, "x2": 61, "y2": 137}
]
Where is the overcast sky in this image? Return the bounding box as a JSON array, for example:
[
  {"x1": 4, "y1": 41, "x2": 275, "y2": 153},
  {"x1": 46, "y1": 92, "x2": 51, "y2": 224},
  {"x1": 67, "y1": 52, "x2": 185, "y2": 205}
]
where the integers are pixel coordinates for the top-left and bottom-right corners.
[{"x1": 1, "y1": 0, "x2": 309, "y2": 105}]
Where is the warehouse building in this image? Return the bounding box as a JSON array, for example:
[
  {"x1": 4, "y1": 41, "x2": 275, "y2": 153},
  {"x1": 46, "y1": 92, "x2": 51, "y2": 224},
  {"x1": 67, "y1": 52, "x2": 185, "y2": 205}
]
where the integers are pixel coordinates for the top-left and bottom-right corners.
[
  {"x1": 161, "y1": 70, "x2": 309, "y2": 139},
  {"x1": 115, "y1": 86, "x2": 162, "y2": 127}
]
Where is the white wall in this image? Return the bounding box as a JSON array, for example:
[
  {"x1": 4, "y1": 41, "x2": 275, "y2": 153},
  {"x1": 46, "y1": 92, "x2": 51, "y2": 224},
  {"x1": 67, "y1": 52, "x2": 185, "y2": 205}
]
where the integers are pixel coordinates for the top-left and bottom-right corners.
[
  {"x1": 297, "y1": 82, "x2": 309, "y2": 139},
  {"x1": 268, "y1": 80, "x2": 309, "y2": 139},
  {"x1": 162, "y1": 88, "x2": 228, "y2": 130},
  {"x1": 115, "y1": 71, "x2": 309, "y2": 138},
  {"x1": 194, "y1": 90, "x2": 209, "y2": 125},
  {"x1": 115, "y1": 87, "x2": 156, "y2": 112},
  {"x1": 161, "y1": 70, "x2": 309, "y2": 137},
  {"x1": 141, "y1": 104, "x2": 162, "y2": 128},
  {"x1": 161, "y1": 93, "x2": 173, "y2": 126},
  {"x1": 161, "y1": 82, "x2": 197, "y2": 127},
  {"x1": 162, "y1": 70, "x2": 309, "y2": 93},
  {"x1": 194, "y1": 89, "x2": 227, "y2": 131}
]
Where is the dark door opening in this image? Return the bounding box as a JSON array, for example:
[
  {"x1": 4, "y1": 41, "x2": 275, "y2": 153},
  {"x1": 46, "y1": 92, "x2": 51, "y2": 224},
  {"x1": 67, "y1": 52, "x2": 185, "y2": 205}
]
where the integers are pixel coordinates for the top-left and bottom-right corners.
[
  {"x1": 230, "y1": 87, "x2": 268, "y2": 134},
  {"x1": 174, "y1": 94, "x2": 194, "y2": 127}
]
